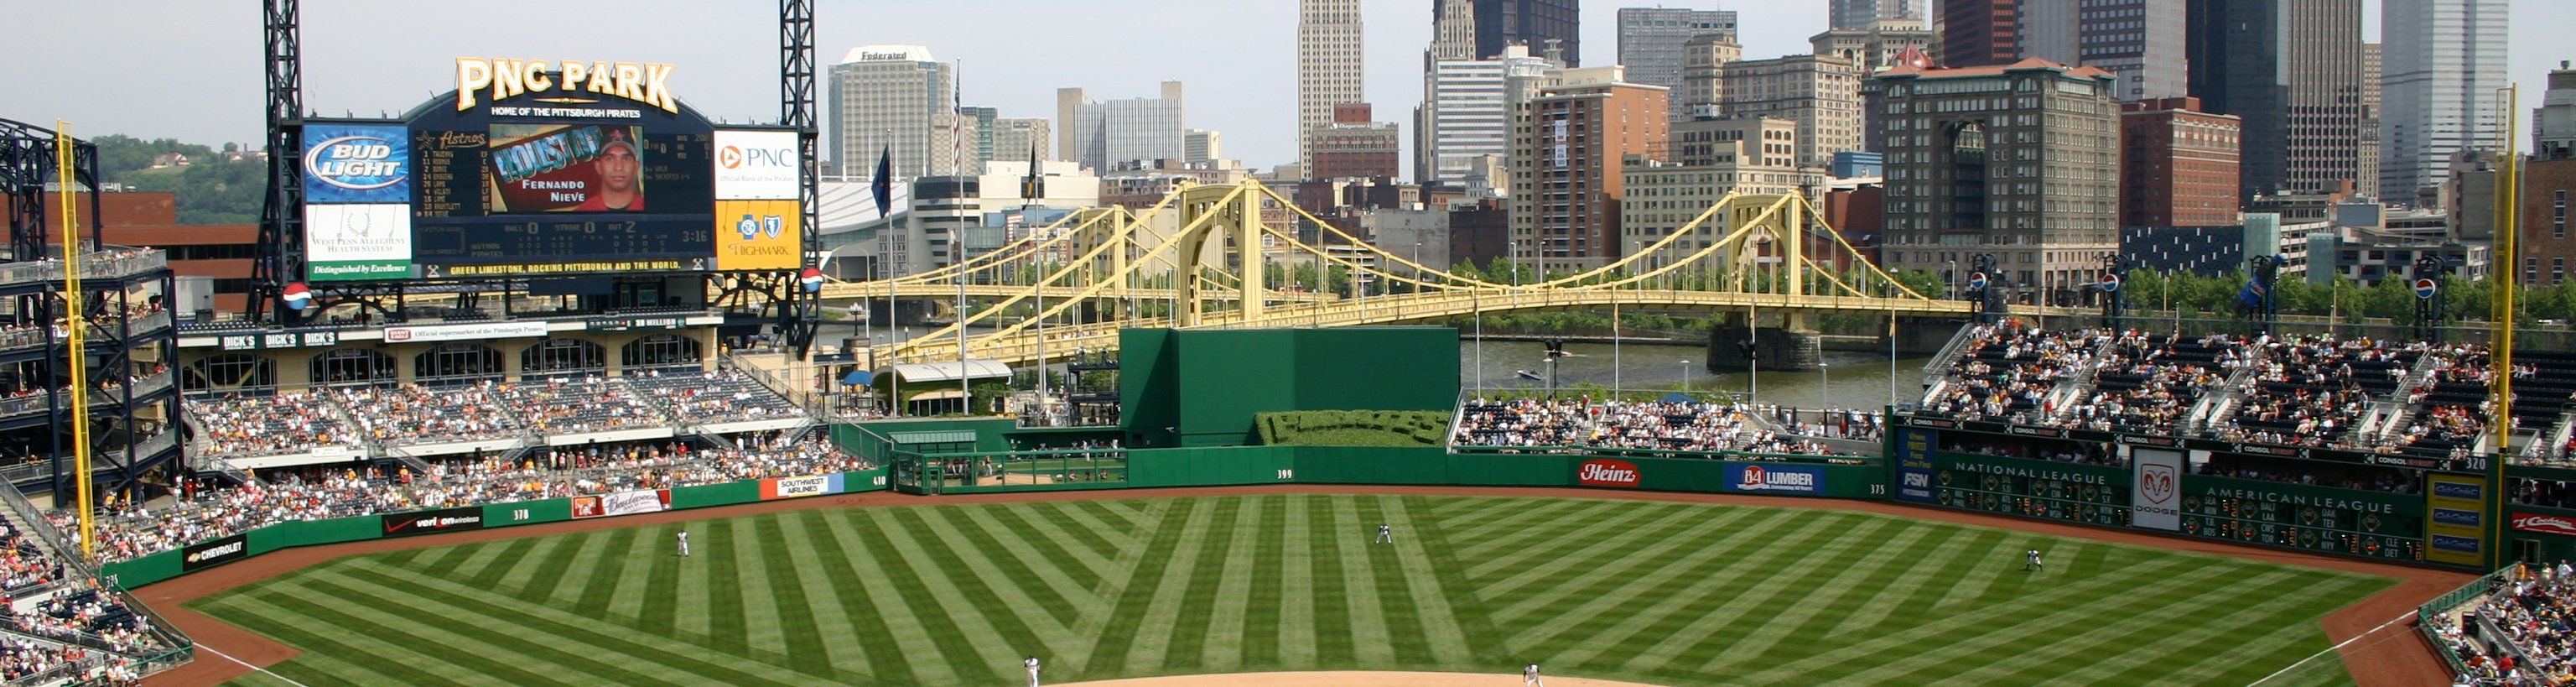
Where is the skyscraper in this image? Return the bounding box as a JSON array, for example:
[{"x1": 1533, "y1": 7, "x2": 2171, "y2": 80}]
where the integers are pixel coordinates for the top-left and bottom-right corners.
[
  {"x1": 2187, "y1": 0, "x2": 2365, "y2": 199},
  {"x1": 1719, "y1": 54, "x2": 1864, "y2": 167},
  {"x1": 2381, "y1": 0, "x2": 2510, "y2": 201},
  {"x1": 1877, "y1": 60, "x2": 2122, "y2": 296},
  {"x1": 1299, "y1": 0, "x2": 1365, "y2": 175},
  {"x1": 1509, "y1": 67, "x2": 1668, "y2": 272},
  {"x1": 2018, "y1": 0, "x2": 2187, "y2": 101},
  {"x1": 1939, "y1": 0, "x2": 2021, "y2": 68},
  {"x1": 1616, "y1": 7, "x2": 1738, "y2": 121},
  {"x1": 1833, "y1": 0, "x2": 1932, "y2": 30},
  {"x1": 1057, "y1": 82, "x2": 1187, "y2": 173},
  {"x1": 827, "y1": 45, "x2": 964, "y2": 180},
  {"x1": 1474, "y1": 0, "x2": 1581, "y2": 65},
  {"x1": 1431, "y1": 0, "x2": 1477, "y2": 60},
  {"x1": 1416, "y1": 45, "x2": 1553, "y2": 190}
]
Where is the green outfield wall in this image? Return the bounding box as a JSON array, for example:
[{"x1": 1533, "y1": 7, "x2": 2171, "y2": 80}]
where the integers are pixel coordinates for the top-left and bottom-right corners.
[{"x1": 101, "y1": 467, "x2": 889, "y2": 590}]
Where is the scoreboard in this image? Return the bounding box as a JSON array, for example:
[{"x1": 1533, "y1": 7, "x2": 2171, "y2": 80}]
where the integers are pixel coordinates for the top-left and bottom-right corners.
[{"x1": 298, "y1": 58, "x2": 802, "y2": 282}]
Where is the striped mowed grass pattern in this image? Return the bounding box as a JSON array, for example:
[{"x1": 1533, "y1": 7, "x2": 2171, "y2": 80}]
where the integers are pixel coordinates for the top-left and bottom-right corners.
[{"x1": 197, "y1": 495, "x2": 2388, "y2": 686}]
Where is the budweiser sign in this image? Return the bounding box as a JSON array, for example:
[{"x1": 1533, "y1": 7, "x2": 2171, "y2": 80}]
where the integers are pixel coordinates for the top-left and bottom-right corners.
[
  {"x1": 2513, "y1": 513, "x2": 2576, "y2": 537},
  {"x1": 1577, "y1": 459, "x2": 1641, "y2": 487}
]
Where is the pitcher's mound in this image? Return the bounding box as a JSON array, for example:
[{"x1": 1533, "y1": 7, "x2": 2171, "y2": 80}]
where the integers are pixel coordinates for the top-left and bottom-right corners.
[{"x1": 1062, "y1": 671, "x2": 1665, "y2": 686}]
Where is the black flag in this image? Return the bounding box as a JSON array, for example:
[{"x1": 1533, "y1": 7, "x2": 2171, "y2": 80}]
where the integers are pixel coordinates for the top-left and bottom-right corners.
[
  {"x1": 870, "y1": 145, "x2": 894, "y2": 217},
  {"x1": 1020, "y1": 143, "x2": 1042, "y2": 201}
]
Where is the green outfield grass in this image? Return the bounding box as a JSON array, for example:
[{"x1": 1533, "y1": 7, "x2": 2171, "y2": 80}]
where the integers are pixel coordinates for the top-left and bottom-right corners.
[{"x1": 196, "y1": 495, "x2": 2388, "y2": 686}]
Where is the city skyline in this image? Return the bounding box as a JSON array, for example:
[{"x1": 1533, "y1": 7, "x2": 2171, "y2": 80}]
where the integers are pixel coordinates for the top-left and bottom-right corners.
[{"x1": 3, "y1": 0, "x2": 2572, "y2": 174}]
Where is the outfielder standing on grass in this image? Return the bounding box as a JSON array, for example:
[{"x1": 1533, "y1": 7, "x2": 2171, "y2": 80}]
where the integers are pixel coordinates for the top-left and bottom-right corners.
[
  {"x1": 1375, "y1": 523, "x2": 1394, "y2": 544},
  {"x1": 1024, "y1": 655, "x2": 1041, "y2": 687},
  {"x1": 678, "y1": 530, "x2": 690, "y2": 558},
  {"x1": 2025, "y1": 548, "x2": 2042, "y2": 572}
]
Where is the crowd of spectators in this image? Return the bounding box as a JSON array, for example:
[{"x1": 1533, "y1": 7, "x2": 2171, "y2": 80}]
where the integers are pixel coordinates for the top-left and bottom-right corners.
[
  {"x1": 60, "y1": 433, "x2": 869, "y2": 564},
  {"x1": 188, "y1": 392, "x2": 354, "y2": 459},
  {"x1": 0, "y1": 518, "x2": 60, "y2": 592},
  {"x1": 2058, "y1": 331, "x2": 2245, "y2": 434},
  {"x1": 628, "y1": 368, "x2": 802, "y2": 424},
  {"x1": 2209, "y1": 334, "x2": 2407, "y2": 447},
  {"x1": 1453, "y1": 398, "x2": 1858, "y2": 457},
  {"x1": 2439, "y1": 562, "x2": 2576, "y2": 685},
  {"x1": 1452, "y1": 398, "x2": 1591, "y2": 447},
  {"x1": 0, "y1": 635, "x2": 90, "y2": 683},
  {"x1": 190, "y1": 368, "x2": 818, "y2": 460},
  {"x1": 489, "y1": 376, "x2": 670, "y2": 434},
  {"x1": 334, "y1": 383, "x2": 526, "y2": 445},
  {"x1": 1924, "y1": 322, "x2": 2105, "y2": 424}
]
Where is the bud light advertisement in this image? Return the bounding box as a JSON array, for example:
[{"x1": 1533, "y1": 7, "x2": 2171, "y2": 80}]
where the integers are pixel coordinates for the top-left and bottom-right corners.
[
  {"x1": 1725, "y1": 464, "x2": 1826, "y2": 495},
  {"x1": 302, "y1": 124, "x2": 412, "y2": 204}
]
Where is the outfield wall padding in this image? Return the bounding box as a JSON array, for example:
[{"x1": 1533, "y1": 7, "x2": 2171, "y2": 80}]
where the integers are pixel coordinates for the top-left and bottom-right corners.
[{"x1": 103, "y1": 468, "x2": 889, "y2": 590}]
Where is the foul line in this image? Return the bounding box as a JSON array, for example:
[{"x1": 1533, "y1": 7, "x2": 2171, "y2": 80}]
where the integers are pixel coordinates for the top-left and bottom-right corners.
[
  {"x1": 2249, "y1": 611, "x2": 2418, "y2": 685},
  {"x1": 198, "y1": 643, "x2": 312, "y2": 687}
]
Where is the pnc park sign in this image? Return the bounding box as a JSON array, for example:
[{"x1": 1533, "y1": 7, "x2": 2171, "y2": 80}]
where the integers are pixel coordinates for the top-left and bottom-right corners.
[{"x1": 454, "y1": 57, "x2": 678, "y2": 113}]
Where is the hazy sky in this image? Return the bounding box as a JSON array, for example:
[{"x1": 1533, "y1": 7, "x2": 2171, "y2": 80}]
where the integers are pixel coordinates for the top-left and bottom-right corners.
[{"x1": 3, "y1": 1, "x2": 2567, "y2": 170}]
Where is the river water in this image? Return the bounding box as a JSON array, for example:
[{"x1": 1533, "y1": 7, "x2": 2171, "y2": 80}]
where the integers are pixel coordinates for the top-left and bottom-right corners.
[{"x1": 1460, "y1": 339, "x2": 1929, "y2": 411}]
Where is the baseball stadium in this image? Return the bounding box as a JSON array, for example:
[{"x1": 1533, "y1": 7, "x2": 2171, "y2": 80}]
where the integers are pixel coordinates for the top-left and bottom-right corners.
[{"x1": 0, "y1": 3, "x2": 2562, "y2": 686}]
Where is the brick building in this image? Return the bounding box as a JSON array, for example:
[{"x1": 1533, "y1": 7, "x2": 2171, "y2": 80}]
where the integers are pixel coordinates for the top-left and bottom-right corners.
[
  {"x1": 2120, "y1": 96, "x2": 2242, "y2": 227},
  {"x1": 1508, "y1": 70, "x2": 1670, "y2": 272}
]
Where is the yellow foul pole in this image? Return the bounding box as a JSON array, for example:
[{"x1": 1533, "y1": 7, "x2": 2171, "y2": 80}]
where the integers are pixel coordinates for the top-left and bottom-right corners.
[
  {"x1": 2496, "y1": 89, "x2": 2520, "y2": 457},
  {"x1": 52, "y1": 122, "x2": 94, "y2": 560}
]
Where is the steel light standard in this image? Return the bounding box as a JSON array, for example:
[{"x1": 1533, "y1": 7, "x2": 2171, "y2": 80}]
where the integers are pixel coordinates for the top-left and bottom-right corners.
[{"x1": 1680, "y1": 359, "x2": 1691, "y2": 394}]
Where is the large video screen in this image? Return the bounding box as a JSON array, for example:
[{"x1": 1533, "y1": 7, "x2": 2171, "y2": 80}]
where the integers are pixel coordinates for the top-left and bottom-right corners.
[{"x1": 299, "y1": 62, "x2": 799, "y2": 281}]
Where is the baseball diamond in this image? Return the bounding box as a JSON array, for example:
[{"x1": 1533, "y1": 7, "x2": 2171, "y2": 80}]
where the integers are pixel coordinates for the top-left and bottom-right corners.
[{"x1": 186, "y1": 493, "x2": 2389, "y2": 686}]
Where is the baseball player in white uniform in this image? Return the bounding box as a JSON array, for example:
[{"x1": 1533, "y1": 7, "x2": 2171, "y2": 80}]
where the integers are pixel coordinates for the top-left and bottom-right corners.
[
  {"x1": 1375, "y1": 523, "x2": 1394, "y2": 544},
  {"x1": 1524, "y1": 663, "x2": 1545, "y2": 686},
  {"x1": 2025, "y1": 549, "x2": 2042, "y2": 572},
  {"x1": 1025, "y1": 655, "x2": 1041, "y2": 686},
  {"x1": 678, "y1": 530, "x2": 690, "y2": 557}
]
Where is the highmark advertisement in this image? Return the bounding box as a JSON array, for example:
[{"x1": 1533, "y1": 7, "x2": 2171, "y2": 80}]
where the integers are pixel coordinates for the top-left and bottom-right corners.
[{"x1": 2426, "y1": 474, "x2": 2490, "y2": 567}]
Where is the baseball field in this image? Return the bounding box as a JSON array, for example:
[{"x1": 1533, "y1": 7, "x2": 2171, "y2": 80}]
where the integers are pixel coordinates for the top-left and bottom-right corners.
[{"x1": 180, "y1": 492, "x2": 2392, "y2": 686}]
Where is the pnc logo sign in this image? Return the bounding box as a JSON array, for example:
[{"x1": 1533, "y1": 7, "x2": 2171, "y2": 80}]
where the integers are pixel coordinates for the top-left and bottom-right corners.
[
  {"x1": 2137, "y1": 463, "x2": 2176, "y2": 505},
  {"x1": 719, "y1": 144, "x2": 796, "y2": 170},
  {"x1": 1577, "y1": 459, "x2": 1641, "y2": 487}
]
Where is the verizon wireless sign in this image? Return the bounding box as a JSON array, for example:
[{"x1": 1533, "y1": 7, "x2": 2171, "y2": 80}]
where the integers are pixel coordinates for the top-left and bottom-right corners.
[{"x1": 1576, "y1": 459, "x2": 1641, "y2": 487}]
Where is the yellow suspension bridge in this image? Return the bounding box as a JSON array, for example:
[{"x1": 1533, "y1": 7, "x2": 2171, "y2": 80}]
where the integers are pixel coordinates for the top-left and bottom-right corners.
[{"x1": 824, "y1": 179, "x2": 1976, "y2": 367}]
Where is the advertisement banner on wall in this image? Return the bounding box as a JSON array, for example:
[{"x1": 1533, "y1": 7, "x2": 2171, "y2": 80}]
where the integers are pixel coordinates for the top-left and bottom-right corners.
[
  {"x1": 574, "y1": 489, "x2": 672, "y2": 518},
  {"x1": 713, "y1": 130, "x2": 801, "y2": 200},
  {"x1": 304, "y1": 204, "x2": 415, "y2": 281},
  {"x1": 1575, "y1": 459, "x2": 1641, "y2": 488},
  {"x1": 384, "y1": 320, "x2": 552, "y2": 343},
  {"x1": 382, "y1": 507, "x2": 485, "y2": 537},
  {"x1": 1725, "y1": 464, "x2": 1826, "y2": 494},
  {"x1": 2132, "y1": 448, "x2": 2184, "y2": 531},
  {"x1": 1893, "y1": 429, "x2": 1938, "y2": 504},
  {"x1": 180, "y1": 533, "x2": 249, "y2": 572},
  {"x1": 2514, "y1": 513, "x2": 2576, "y2": 537},
  {"x1": 301, "y1": 124, "x2": 412, "y2": 204},
  {"x1": 760, "y1": 474, "x2": 845, "y2": 500},
  {"x1": 2426, "y1": 475, "x2": 2489, "y2": 566}
]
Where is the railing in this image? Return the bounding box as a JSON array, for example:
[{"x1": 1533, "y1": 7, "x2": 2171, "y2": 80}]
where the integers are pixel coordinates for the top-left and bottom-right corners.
[
  {"x1": 2417, "y1": 565, "x2": 2518, "y2": 680},
  {"x1": 0, "y1": 249, "x2": 167, "y2": 286}
]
